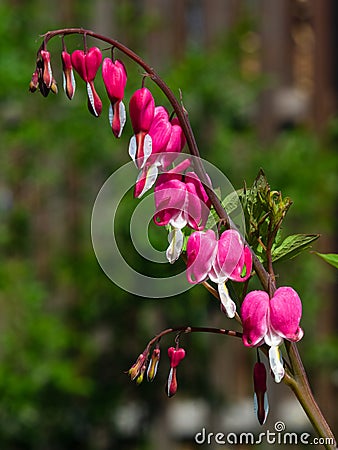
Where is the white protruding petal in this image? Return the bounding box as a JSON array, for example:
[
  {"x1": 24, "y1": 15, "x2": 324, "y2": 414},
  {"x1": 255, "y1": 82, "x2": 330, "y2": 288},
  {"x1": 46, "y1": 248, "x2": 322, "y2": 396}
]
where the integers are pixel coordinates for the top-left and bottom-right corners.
[
  {"x1": 264, "y1": 328, "x2": 283, "y2": 347},
  {"x1": 118, "y1": 101, "x2": 126, "y2": 138},
  {"x1": 166, "y1": 228, "x2": 184, "y2": 264},
  {"x1": 269, "y1": 345, "x2": 284, "y2": 383},
  {"x1": 218, "y1": 282, "x2": 236, "y2": 318},
  {"x1": 170, "y1": 212, "x2": 187, "y2": 230},
  {"x1": 71, "y1": 71, "x2": 76, "y2": 97},
  {"x1": 167, "y1": 367, "x2": 174, "y2": 397},
  {"x1": 141, "y1": 133, "x2": 153, "y2": 168},
  {"x1": 254, "y1": 392, "x2": 269, "y2": 425},
  {"x1": 136, "y1": 164, "x2": 159, "y2": 198},
  {"x1": 87, "y1": 82, "x2": 98, "y2": 116},
  {"x1": 129, "y1": 135, "x2": 137, "y2": 166},
  {"x1": 63, "y1": 72, "x2": 66, "y2": 94},
  {"x1": 108, "y1": 103, "x2": 114, "y2": 128}
]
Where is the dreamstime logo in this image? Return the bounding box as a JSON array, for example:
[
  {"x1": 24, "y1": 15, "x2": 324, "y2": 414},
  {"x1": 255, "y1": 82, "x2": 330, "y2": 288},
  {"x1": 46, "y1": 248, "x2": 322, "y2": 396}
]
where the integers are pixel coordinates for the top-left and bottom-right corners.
[
  {"x1": 194, "y1": 422, "x2": 336, "y2": 446},
  {"x1": 91, "y1": 153, "x2": 245, "y2": 298}
]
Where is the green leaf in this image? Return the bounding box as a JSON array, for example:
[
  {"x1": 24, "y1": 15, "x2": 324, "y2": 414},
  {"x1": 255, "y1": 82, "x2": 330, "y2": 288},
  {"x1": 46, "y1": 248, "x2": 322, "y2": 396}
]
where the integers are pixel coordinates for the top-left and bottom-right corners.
[
  {"x1": 313, "y1": 252, "x2": 338, "y2": 269},
  {"x1": 272, "y1": 233, "x2": 320, "y2": 263}
]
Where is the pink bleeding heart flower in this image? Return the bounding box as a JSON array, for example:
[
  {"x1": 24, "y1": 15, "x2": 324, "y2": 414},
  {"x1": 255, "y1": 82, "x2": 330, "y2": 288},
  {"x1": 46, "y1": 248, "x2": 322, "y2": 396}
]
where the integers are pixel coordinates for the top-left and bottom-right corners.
[
  {"x1": 153, "y1": 170, "x2": 211, "y2": 263},
  {"x1": 102, "y1": 58, "x2": 127, "y2": 138},
  {"x1": 253, "y1": 361, "x2": 269, "y2": 425},
  {"x1": 61, "y1": 50, "x2": 76, "y2": 100},
  {"x1": 186, "y1": 229, "x2": 252, "y2": 318},
  {"x1": 134, "y1": 112, "x2": 186, "y2": 198},
  {"x1": 129, "y1": 87, "x2": 155, "y2": 169},
  {"x1": 241, "y1": 287, "x2": 304, "y2": 382},
  {"x1": 71, "y1": 47, "x2": 103, "y2": 117},
  {"x1": 167, "y1": 346, "x2": 186, "y2": 397}
]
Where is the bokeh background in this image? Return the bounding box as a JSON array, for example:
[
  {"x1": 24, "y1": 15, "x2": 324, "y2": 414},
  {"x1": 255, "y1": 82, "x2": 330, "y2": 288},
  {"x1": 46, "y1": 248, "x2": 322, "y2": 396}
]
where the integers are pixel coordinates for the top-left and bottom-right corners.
[{"x1": 0, "y1": 0, "x2": 337, "y2": 449}]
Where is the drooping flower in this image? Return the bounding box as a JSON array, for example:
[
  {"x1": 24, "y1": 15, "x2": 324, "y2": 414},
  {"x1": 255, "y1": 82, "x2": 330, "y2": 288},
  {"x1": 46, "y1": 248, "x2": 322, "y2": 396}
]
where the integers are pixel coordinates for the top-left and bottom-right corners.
[
  {"x1": 253, "y1": 361, "x2": 269, "y2": 425},
  {"x1": 186, "y1": 229, "x2": 252, "y2": 318},
  {"x1": 61, "y1": 50, "x2": 76, "y2": 100},
  {"x1": 71, "y1": 47, "x2": 103, "y2": 117},
  {"x1": 134, "y1": 109, "x2": 186, "y2": 198},
  {"x1": 102, "y1": 57, "x2": 127, "y2": 138},
  {"x1": 166, "y1": 346, "x2": 186, "y2": 397},
  {"x1": 154, "y1": 170, "x2": 211, "y2": 263},
  {"x1": 241, "y1": 287, "x2": 304, "y2": 382},
  {"x1": 129, "y1": 87, "x2": 155, "y2": 169}
]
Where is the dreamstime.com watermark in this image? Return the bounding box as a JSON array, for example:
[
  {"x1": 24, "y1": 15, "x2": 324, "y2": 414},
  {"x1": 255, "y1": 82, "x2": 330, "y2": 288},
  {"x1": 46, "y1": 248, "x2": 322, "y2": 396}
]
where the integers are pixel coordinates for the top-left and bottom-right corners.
[{"x1": 194, "y1": 421, "x2": 337, "y2": 446}]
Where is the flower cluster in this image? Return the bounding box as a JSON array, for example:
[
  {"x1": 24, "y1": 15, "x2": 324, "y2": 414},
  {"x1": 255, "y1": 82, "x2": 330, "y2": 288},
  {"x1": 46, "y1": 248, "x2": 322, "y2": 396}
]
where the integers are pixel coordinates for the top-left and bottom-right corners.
[
  {"x1": 127, "y1": 342, "x2": 186, "y2": 397},
  {"x1": 30, "y1": 42, "x2": 187, "y2": 199},
  {"x1": 29, "y1": 32, "x2": 306, "y2": 428}
]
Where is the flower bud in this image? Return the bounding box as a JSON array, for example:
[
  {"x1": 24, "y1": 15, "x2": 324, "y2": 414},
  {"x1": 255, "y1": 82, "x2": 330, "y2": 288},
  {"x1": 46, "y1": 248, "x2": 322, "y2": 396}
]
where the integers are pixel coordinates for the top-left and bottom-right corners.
[
  {"x1": 136, "y1": 363, "x2": 147, "y2": 385},
  {"x1": 147, "y1": 347, "x2": 160, "y2": 382},
  {"x1": 129, "y1": 88, "x2": 155, "y2": 168},
  {"x1": 127, "y1": 352, "x2": 148, "y2": 381},
  {"x1": 102, "y1": 58, "x2": 127, "y2": 137},
  {"x1": 29, "y1": 69, "x2": 39, "y2": 93},
  {"x1": 61, "y1": 50, "x2": 76, "y2": 100},
  {"x1": 40, "y1": 50, "x2": 53, "y2": 89},
  {"x1": 253, "y1": 362, "x2": 269, "y2": 425}
]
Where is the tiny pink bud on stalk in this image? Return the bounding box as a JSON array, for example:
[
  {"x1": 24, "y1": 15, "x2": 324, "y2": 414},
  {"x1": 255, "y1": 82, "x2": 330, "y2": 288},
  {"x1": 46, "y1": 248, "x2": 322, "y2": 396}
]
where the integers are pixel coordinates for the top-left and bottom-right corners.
[
  {"x1": 166, "y1": 346, "x2": 185, "y2": 397},
  {"x1": 253, "y1": 362, "x2": 269, "y2": 425},
  {"x1": 102, "y1": 58, "x2": 127, "y2": 138},
  {"x1": 61, "y1": 50, "x2": 76, "y2": 100},
  {"x1": 147, "y1": 347, "x2": 160, "y2": 382},
  {"x1": 71, "y1": 47, "x2": 103, "y2": 117}
]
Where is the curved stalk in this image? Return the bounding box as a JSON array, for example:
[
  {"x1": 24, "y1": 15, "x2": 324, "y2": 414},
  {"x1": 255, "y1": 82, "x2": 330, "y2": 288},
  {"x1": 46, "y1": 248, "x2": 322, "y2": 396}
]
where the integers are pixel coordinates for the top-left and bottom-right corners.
[{"x1": 36, "y1": 28, "x2": 336, "y2": 446}]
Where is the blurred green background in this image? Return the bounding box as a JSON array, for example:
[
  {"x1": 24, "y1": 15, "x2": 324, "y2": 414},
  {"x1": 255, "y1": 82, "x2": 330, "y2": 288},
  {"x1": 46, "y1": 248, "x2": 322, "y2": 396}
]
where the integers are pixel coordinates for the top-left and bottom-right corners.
[{"x1": 0, "y1": 0, "x2": 337, "y2": 449}]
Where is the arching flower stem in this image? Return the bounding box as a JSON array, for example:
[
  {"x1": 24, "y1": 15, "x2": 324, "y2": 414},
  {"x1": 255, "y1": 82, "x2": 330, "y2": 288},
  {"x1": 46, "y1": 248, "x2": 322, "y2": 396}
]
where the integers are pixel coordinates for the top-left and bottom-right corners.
[{"x1": 36, "y1": 29, "x2": 336, "y2": 447}]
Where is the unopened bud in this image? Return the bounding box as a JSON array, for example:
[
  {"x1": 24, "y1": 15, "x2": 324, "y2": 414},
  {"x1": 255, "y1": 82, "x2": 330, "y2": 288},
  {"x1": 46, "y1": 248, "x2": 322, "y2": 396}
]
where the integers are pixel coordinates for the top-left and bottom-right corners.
[
  {"x1": 29, "y1": 69, "x2": 39, "y2": 93},
  {"x1": 253, "y1": 362, "x2": 269, "y2": 425},
  {"x1": 50, "y1": 77, "x2": 58, "y2": 94},
  {"x1": 136, "y1": 363, "x2": 147, "y2": 385},
  {"x1": 127, "y1": 352, "x2": 148, "y2": 381},
  {"x1": 147, "y1": 347, "x2": 160, "y2": 382},
  {"x1": 40, "y1": 50, "x2": 53, "y2": 89}
]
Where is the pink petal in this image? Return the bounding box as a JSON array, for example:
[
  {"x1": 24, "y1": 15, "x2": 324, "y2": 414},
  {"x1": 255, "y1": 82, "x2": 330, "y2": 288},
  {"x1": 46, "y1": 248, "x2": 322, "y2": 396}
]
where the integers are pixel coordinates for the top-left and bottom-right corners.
[
  {"x1": 186, "y1": 230, "x2": 217, "y2": 284},
  {"x1": 129, "y1": 88, "x2": 155, "y2": 134},
  {"x1": 71, "y1": 50, "x2": 87, "y2": 81},
  {"x1": 153, "y1": 178, "x2": 186, "y2": 226},
  {"x1": 102, "y1": 58, "x2": 127, "y2": 102},
  {"x1": 85, "y1": 47, "x2": 102, "y2": 82},
  {"x1": 168, "y1": 347, "x2": 186, "y2": 368},
  {"x1": 241, "y1": 290, "x2": 269, "y2": 347},
  {"x1": 215, "y1": 229, "x2": 244, "y2": 281},
  {"x1": 184, "y1": 172, "x2": 211, "y2": 230},
  {"x1": 269, "y1": 287, "x2": 303, "y2": 342},
  {"x1": 149, "y1": 106, "x2": 172, "y2": 154},
  {"x1": 229, "y1": 245, "x2": 253, "y2": 282}
]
